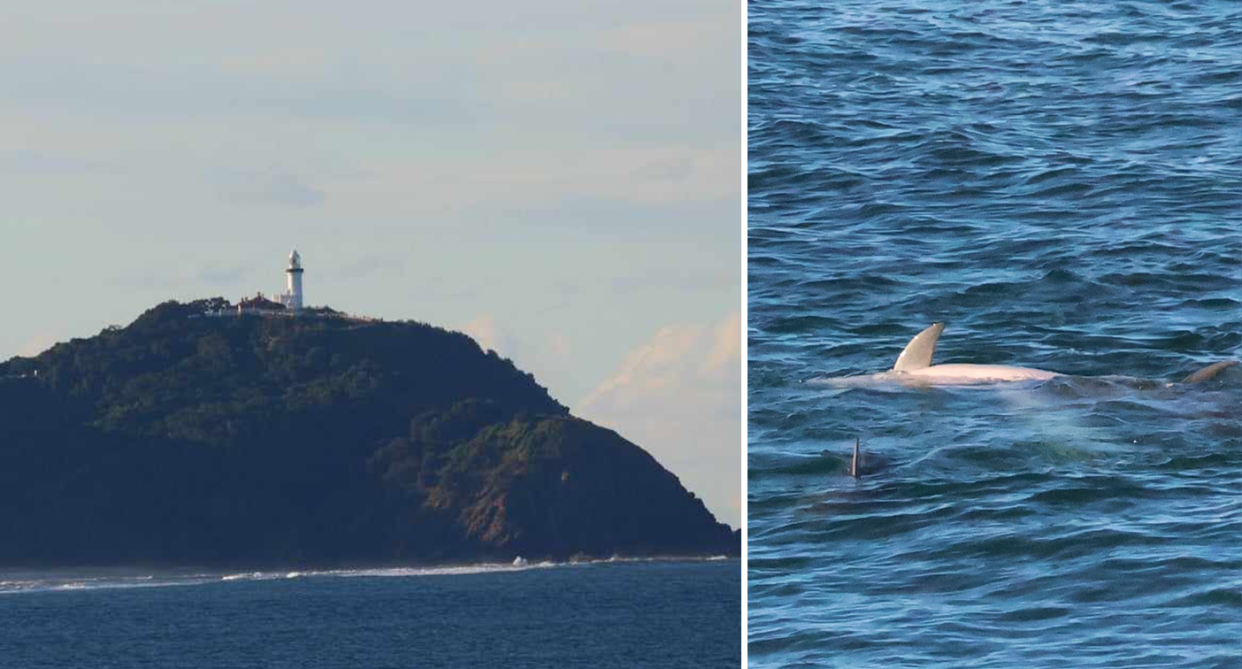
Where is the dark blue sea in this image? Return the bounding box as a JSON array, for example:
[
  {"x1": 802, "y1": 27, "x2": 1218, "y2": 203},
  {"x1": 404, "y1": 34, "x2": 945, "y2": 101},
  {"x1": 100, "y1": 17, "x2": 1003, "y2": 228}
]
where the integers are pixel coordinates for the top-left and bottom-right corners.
[
  {"x1": 748, "y1": 1, "x2": 1241, "y2": 667},
  {"x1": 0, "y1": 559, "x2": 739, "y2": 668}
]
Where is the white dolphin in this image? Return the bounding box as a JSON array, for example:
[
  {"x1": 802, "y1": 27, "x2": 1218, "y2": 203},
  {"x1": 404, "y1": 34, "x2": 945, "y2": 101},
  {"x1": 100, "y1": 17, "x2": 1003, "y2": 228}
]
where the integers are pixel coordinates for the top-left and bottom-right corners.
[{"x1": 819, "y1": 323, "x2": 1237, "y2": 387}]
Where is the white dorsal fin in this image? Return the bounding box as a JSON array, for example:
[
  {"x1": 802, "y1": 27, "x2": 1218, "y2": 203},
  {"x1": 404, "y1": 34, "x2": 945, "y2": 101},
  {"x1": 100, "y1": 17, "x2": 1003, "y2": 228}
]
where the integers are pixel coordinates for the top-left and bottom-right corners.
[
  {"x1": 893, "y1": 323, "x2": 944, "y2": 371},
  {"x1": 1181, "y1": 360, "x2": 1238, "y2": 383}
]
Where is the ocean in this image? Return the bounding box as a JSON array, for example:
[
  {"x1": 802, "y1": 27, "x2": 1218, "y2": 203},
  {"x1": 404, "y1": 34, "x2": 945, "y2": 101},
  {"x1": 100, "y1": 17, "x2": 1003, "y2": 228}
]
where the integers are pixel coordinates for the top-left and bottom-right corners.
[
  {"x1": 0, "y1": 559, "x2": 740, "y2": 668},
  {"x1": 748, "y1": 1, "x2": 1241, "y2": 667}
]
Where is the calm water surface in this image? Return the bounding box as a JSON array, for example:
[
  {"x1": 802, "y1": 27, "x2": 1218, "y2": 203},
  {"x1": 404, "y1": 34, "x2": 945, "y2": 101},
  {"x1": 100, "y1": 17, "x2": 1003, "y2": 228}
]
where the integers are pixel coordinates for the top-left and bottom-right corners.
[
  {"x1": 0, "y1": 560, "x2": 740, "y2": 668},
  {"x1": 749, "y1": 1, "x2": 1241, "y2": 667}
]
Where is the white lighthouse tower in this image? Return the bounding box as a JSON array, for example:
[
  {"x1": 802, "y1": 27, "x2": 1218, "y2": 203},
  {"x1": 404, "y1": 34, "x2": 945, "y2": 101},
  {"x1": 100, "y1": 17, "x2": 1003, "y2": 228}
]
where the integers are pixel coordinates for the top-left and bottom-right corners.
[{"x1": 281, "y1": 249, "x2": 304, "y2": 312}]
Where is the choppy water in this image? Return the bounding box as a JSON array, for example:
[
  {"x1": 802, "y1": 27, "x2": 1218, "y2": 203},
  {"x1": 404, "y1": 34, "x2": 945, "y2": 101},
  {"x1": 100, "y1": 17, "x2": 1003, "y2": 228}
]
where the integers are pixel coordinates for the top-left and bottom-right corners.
[
  {"x1": 0, "y1": 559, "x2": 739, "y2": 668},
  {"x1": 748, "y1": 1, "x2": 1242, "y2": 667}
]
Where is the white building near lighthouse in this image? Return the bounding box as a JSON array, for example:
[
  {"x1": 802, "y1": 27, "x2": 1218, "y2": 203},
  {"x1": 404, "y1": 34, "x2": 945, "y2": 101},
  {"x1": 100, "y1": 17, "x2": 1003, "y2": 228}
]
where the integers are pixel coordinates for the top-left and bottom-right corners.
[
  {"x1": 223, "y1": 250, "x2": 309, "y2": 316},
  {"x1": 279, "y1": 249, "x2": 304, "y2": 312}
]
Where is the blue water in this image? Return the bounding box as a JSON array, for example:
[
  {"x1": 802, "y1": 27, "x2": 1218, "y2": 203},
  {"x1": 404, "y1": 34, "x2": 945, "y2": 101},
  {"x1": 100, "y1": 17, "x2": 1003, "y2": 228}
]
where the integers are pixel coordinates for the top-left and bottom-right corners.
[
  {"x1": 0, "y1": 560, "x2": 739, "y2": 668},
  {"x1": 748, "y1": 1, "x2": 1242, "y2": 667}
]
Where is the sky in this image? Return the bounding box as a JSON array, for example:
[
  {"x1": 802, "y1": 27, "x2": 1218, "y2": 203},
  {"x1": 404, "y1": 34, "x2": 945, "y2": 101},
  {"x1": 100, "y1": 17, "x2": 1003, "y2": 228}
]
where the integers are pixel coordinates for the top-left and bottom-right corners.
[{"x1": 0, "y1": 1, "x2": 742, "y2": 527}]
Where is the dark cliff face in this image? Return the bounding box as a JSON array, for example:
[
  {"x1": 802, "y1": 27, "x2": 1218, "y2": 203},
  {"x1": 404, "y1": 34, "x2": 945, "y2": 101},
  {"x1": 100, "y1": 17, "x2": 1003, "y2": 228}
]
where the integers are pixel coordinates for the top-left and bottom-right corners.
[{"x1": 0, "y1": 300, "x2": 737, "y2": 566}]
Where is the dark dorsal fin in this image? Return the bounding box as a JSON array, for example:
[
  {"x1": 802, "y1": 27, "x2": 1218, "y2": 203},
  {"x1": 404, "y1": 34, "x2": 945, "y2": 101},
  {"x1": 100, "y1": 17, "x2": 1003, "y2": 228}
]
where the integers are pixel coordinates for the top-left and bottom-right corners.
[{"x1": 893, "y1": 323, "x2": 944, "y2": 371}]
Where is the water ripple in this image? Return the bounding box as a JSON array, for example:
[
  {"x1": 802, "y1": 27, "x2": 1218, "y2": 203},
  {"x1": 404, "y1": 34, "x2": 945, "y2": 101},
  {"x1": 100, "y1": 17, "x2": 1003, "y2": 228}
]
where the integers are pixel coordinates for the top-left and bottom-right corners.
[{"x1": 749, "y1": 0, "x2": 1242, "y2": 666}]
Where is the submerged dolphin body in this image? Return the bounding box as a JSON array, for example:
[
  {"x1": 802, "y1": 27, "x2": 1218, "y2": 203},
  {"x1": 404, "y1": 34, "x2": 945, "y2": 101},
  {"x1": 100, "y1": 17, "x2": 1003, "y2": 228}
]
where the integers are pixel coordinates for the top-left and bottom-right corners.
[{"x1": 821, "y1": 323, "x2": 1237, "y2": 387}]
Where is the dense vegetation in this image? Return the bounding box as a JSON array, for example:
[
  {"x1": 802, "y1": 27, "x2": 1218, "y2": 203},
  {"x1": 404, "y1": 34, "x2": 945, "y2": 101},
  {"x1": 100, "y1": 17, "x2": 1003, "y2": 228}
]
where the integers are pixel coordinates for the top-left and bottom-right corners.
[{"x1": 0, "y1": 300, "x2": 736, "y2": 566}]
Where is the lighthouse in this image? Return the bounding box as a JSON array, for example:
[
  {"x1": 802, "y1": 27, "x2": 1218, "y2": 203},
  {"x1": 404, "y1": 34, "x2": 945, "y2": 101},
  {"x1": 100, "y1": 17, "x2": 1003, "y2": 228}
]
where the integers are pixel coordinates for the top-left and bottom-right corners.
[{"x1": 282, "y1": 250, "x2": 304, "y2": 312}]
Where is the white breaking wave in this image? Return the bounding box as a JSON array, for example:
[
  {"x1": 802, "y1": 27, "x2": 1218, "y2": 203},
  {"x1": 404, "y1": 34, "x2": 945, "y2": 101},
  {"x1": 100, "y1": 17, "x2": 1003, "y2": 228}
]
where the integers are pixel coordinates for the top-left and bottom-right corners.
[
  {"x1": 0, "y1": 556, "x2": 734, "y2": 595},
  {"x1": 322, "y1": 560, "x2": 559, "y2": 579},
  {"x1": 0, "y1": 573, "x2": 217, "y2": 595},
  {"x1": 220, "y1": 571, "x2": 266, "y2": 582}
]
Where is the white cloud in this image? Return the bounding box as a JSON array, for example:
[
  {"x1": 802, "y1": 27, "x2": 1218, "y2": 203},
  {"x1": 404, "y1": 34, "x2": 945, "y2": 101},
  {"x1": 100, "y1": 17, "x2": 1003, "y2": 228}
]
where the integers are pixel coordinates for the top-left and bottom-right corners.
[
  {"x1": 18, "y1": 334, "x2": 59, "y2": 358},
  {"x1": 577, "y1": 311, "x2": 740, "y2": 528},
  {"x1": 459, "y1": 315, "x2": 585, "y2": 403},
  {"x1": 460, "y1": 315, "x2": 521, "y2": 359},
  {"x1": 459, "y1": 311, "x2": 743, "y2": 528}
]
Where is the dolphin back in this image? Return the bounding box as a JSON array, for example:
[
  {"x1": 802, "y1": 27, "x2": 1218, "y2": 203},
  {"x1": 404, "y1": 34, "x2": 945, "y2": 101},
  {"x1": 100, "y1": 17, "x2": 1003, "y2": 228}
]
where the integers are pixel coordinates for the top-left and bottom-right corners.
[
  {"x1": 893, "y1": 322, "x2": 945, "y2": 371},
  {"x1": 1181, "y1": 360, "x2": 1239, "y2": 384}
]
